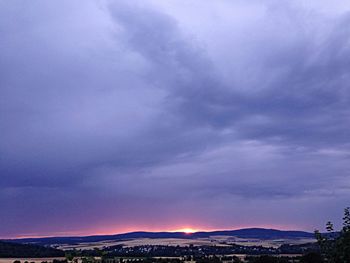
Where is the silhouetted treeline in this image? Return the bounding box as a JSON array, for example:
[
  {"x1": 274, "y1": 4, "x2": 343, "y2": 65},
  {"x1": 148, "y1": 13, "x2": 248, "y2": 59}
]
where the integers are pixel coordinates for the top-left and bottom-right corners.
[
  {"x1": 314, "y1": 207, "x2": 350, "y2": 263},
  {"x1": 63, "y1": 241, "x2": 320, "y2": 260},
  {"x1": 95, "y1": 244, "x2": 302, "y2": 258},
  {"x1": 0, "y1": 241, "x2": 64, "y2": 258},
  {"x1": 245, "y1": 255, "x2": 291, "y2": 263}
]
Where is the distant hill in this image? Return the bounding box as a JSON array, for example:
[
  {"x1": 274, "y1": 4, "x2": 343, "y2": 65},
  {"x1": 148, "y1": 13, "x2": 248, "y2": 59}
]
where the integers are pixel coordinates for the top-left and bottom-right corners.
[
  {"x1": 4, "y1": 228, "x2": 315, "y2": 246},
  {"x1": 0, "y1": 240, "x2": 64, "y2": 258}
]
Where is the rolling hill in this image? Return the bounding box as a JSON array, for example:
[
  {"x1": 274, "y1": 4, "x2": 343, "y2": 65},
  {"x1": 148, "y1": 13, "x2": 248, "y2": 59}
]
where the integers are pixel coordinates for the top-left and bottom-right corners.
[{"x1": 4, "y1": 228, "x2": 315, "y2": 246}]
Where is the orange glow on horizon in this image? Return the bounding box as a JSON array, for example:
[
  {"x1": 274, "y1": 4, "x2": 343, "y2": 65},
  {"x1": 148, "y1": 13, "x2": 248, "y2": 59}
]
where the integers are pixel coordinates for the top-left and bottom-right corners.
[
  {"x1": 2, "y1": 223, "x2": 309, "y2": 239},
  {"x1": 175, "y1": 228, "x2": 197, "y2": 234}
]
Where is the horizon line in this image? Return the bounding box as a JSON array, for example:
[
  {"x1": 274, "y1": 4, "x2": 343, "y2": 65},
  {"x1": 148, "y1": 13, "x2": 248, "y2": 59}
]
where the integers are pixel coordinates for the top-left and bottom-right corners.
[{"x1": 2, "y1": 226, "x2": 314, "y2": 240}]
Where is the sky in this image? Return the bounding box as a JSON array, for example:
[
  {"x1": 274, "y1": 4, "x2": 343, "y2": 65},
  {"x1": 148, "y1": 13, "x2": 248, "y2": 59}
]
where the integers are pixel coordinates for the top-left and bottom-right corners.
[{"x1": 1, "y1": 0, "x2": 350, "y2": 238}]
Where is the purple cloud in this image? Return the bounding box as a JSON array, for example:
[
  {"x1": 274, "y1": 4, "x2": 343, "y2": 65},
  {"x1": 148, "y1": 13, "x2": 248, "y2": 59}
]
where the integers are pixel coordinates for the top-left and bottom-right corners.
[{"x1": 0, "y1": 0, "x2": 350, "y2": 238}]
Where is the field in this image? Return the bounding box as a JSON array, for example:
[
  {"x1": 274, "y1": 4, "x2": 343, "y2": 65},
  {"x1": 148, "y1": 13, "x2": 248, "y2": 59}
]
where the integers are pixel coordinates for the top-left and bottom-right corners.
[
  {"x1": 56, "y1": 238, "x2": 223, "y2": 250},
  {"x1": 56, "y1": 236, "x2": 316, "y2": 250}
]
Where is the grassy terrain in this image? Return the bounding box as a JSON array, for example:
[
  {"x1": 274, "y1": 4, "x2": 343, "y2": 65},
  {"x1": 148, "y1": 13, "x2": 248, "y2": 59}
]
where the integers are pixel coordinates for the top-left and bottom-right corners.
[{"x1": 56, "y1": 236, "x2": 316, "y2": 250}]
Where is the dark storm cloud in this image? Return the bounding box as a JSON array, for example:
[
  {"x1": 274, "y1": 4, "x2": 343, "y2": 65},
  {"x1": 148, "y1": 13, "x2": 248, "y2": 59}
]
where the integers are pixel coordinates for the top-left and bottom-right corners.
[
  {"x1": 109, "y1": 1, "x2": 350, "y2": 147},
  {"x1": 0, "y1": 0, "x2": 350, "y2": 237}
]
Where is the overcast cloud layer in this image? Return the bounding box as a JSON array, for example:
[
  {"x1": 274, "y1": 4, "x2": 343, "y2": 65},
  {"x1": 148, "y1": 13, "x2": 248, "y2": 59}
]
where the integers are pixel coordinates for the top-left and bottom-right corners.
[{"x1": 1, "y1": 0, "x2": 350, "y2": 238}]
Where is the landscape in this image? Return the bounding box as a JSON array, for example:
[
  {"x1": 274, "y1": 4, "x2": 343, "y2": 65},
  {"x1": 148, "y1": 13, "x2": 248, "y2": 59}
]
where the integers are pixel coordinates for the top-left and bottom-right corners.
[
  {"x1": 1, "y1": 0, "x2": 350, "y2": 262},
  {"x1": 0, "y1": 228, "x2": 321, "y2": 262},
  {"x1": 1, "y1": 222, "x2": 350, "y2": 262}
]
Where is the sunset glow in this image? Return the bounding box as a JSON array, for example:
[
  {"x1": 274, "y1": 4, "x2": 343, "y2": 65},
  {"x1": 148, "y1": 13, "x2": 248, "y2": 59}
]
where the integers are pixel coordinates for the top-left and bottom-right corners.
[{"x1": 176, "y1": 228, "x2": 197, "y2": 234}]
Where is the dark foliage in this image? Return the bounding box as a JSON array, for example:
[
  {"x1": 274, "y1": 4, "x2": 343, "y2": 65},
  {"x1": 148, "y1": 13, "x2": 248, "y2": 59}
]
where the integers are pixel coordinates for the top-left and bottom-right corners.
[
  {"x1": 300, "y1": 252, "x2": 323, "y2": 263},
  {"x1": 278, "y1": 242, "x2": 319, "y2": 254},
  {"x1": 315, "y1": 207, "x2": 350, "y2": 263},
  {"x1": 99, "y1": 244, "x2": 278, "y2": 258},
  {"x1": 0, "y1": 241, "x2": 64, "y2": 258},
  {"x1": 245, "y1": 255, "x2": 289, "y2": 263}
]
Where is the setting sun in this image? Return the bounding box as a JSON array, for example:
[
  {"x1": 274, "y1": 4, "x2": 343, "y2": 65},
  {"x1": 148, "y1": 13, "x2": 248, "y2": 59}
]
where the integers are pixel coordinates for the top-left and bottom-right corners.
[{"x1": 177, "y1": 228, "x2": 197, "y2": 234}]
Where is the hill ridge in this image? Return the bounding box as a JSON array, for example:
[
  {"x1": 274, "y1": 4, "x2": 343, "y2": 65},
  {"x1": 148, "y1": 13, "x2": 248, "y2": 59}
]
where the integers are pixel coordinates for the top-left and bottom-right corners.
[{"x1": 4, "y1": 228, "x2": 315, "y2": 246}]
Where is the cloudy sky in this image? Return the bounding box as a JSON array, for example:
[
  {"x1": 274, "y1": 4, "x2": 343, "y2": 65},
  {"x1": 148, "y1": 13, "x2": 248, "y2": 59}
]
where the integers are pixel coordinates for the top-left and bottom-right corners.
[{"x1": 1, "y1": 0, "x2": 350, "y2": 238}]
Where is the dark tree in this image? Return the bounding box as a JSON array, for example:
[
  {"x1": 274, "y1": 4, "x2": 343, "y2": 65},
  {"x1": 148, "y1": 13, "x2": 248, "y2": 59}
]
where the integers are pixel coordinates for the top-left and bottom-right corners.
[
  {"x1": 245, "y1": 255, "x2": 288, "y2": 263},
  {"x1": 0, "y1": 241, "x2": 64, "y2": 258},
  {"x1": 315, "y1": 207, "x2": 350, "y2": 263},
  {"x1": 300, "y1": 252, "x2": 323, "y2": 263}
]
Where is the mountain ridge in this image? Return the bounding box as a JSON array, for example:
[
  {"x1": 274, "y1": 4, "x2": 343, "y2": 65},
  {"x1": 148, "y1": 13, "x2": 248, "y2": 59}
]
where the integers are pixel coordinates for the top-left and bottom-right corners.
[{"x1": 4, "y1": 228, "x2": 315, "y2": 245}]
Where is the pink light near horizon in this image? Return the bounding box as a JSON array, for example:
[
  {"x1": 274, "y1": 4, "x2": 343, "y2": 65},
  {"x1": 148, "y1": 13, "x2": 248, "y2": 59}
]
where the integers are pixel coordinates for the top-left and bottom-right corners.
[{"x1": 3, "y1": 222, "x2": 310, "y2": 240}]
